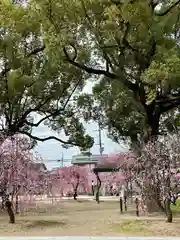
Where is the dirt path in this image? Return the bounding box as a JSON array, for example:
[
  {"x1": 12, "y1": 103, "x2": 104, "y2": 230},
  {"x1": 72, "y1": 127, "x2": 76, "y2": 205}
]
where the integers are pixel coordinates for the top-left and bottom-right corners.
[
  {"x1": 0, "y1": 201, "x2": 180, "y2": 236},
  {"x1": 0, "y1": 201, "x2": 121, "y2": 236}
]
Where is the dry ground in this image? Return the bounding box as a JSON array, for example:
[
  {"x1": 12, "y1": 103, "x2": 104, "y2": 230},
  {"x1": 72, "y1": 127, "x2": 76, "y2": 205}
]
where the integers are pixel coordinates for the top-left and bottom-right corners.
[{"x1": 0, "y1": 200, "x2": 180, "y2": 236}]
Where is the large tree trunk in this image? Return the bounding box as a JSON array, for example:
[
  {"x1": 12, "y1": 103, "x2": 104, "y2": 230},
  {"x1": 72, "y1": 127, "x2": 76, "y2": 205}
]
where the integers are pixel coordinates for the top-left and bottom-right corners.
[
  {"x1": 142, "y1": 183, "x2": 164, "y2": 213},
  {"x1": 143, "y1": 103, "x2": 161, "y2": 143},
  {"x1": 140, "y1": 104, "x2": 163, "y2": 213},
  {"x1": 145, "y1": 197, "x2": 164, "y2": 213},
  {"x1": 132, "y1": 102, "x2": 172, "y2": 214}
]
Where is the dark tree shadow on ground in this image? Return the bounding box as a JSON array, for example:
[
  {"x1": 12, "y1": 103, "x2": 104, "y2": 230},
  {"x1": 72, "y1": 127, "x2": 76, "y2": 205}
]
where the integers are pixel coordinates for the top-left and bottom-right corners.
[{"x1": 25, "y1": 220, "x2": 67, "y2": 229}]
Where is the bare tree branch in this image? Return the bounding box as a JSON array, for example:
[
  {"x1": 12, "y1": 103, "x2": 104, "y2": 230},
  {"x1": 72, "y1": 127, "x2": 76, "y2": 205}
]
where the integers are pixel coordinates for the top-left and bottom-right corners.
[
  {"x1": 23, "y1": 77, "x2": 82, "y2": 128},
  {"x1": 18, "y1": 130, "x2": 72, "y2": 145},
  {"x1": 63, "y1": 45, "x2": 137, "y2": 91},
  {"x1": 80, "y1": 0, "x2": 115, "y2": 71},
  {"x1": 158, "y1": 96, "x2": 180, "y2": 112},
  {"x1": 15, "y1": 95, "x2": 53, "y2": 130},
  {"x1": 27, "y1": 45, "x2": 45, "y2": 57}
]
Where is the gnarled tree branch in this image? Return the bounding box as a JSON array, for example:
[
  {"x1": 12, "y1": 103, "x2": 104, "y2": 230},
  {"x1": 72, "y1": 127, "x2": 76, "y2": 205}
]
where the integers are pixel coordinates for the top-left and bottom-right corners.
[
  {"x1": 23, "y1": 77, "x2": 82, "y2": 128},
  {"x1": 63, "y1": 45, "x2": 137, "y2": 91},
  {"x1": 158, "y1": 96, "x2": 180, "y2": 112},
  {"x1": 18, "y1": 130, "x2": 72, "y2": 145}
]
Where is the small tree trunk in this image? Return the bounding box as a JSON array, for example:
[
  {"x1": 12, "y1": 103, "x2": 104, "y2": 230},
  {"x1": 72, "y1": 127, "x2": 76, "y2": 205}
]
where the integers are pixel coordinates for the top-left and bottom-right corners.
[
  {"x1": 130, "y1": 181, "x2": 133, "y2": 204},
  {"x1": 124, "y1": 196, "x2": 127, "y2": 211},
  {"x1": 73, "y1": 176, "x2": 79, "y2": 201},
  {"x1": 95, "y1": 172, "x2": 101, "y2": 204},
  {"x1": 15, "y1": 194, "x2": 19, "y2": 214},
  {"x1": 135, "y1": 197, "x2": 139, "y2": 217},
  {"x1": 164, "y1": 197, "x2": 173, "y2": 223},
  {"x1": 92, "y1": 185, "x2": 94, "y2": 196},
  {"x1": 96, "y1": 190, "x2": 100, "y2": 204},
  {"x1": 73, "y1": 190, "x2": 77, "y2": 200},
  {"x1": 120, "y1": 197, "x2": 123, "y2": 213},
  {"x1": 5, "y1": 200, "x2": 15, "y2": 224}
]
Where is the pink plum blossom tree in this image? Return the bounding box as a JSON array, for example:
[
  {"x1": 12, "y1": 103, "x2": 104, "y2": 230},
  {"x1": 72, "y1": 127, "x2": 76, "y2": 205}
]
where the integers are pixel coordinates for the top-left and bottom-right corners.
[
  {"x1": 0, "y1": 135, "x2": 43, "y2": 223},
  {"x1": 126, "y1": 134, "x2": 180, "y2": 222},
  {"x1": 60, "y1": 165, "x2": 89, "y2": 200},
  {"x1": 97, "y1": 153, "x2": 132, "y2": 196}
]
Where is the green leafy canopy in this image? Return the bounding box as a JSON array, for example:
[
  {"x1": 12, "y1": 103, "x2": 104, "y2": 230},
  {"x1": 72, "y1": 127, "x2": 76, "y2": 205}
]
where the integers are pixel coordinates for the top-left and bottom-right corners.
[
  {"x1": 0, "y1": 0, "x2": 94, "y2": 151},
  {"x1": 1, "y1": 0, "x2": 180, "y2": 152},
  {"x1": 33, "y1": 0, "x2": 180, "y2": 147}
]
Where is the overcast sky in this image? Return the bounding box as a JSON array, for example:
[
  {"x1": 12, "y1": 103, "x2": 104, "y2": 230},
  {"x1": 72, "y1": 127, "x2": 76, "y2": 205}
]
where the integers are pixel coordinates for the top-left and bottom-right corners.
[
  {"x1": 33, "y1": 122, "x2": 128, "y2": 170},
  {"x1": 32, "y1": 80, "x2": 129, "y2": 170}
]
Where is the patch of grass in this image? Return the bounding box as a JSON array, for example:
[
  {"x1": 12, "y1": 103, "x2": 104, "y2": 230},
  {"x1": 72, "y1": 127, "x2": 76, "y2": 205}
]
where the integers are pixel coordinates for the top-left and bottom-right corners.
[
  {"x1": 171, "y1": 200, "x2": 180, "y2": 215},
  {"x1": 113, "y1": 220, "x2": 154, "y2": 236},
  {"x1": 113, "y1": 219, "x2": 180, "y2": 236},
  {"x1": 121, "y1": 220, "x2": 146, "y2": 231}
]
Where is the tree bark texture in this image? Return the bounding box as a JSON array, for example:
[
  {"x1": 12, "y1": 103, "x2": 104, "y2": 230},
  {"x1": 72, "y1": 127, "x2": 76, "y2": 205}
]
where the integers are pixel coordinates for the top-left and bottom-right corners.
[
  {"x1": 135, "y1": 197, "x2": 139, "y2": 217},
  {"x1": 73, "y1": 176, "x2": 79, "y2": 200},
  {"x1": 142, "y1": 103, "x2": 160, "y2": 143},
  {"x1": 5, "y1": 200, "x2": 15, "y2": 224},
  {"x1": 164, "y1": 197, "x2": 173, "y2": 223},
  {"x1": 120, "y1": 197, "x2": 123, "y2": 213},
  {"x1": 15, "y1": 194, "x2": 19, "y2": 214},
  {"x1": 73, "y1": 190, "x2": 77, "y2": 200},
  {"x1": 124, "y1": 196, "x2": 127, "y2": 211},
  {"x1": 142, "y1": 184, "x2": 164, "y2": 213},
  {"x1": 95, "y1": 172, "x2": 101, "y2": 204}
]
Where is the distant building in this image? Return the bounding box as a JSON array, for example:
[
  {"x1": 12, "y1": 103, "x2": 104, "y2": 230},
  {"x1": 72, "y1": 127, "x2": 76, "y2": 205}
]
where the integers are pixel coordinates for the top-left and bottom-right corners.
[
  {"x1": 32, "y1": 163, "x2": 47, "y2": 172},
  {"x1": 71, "y1": 153, "x2": 108, "y2": 169}
]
